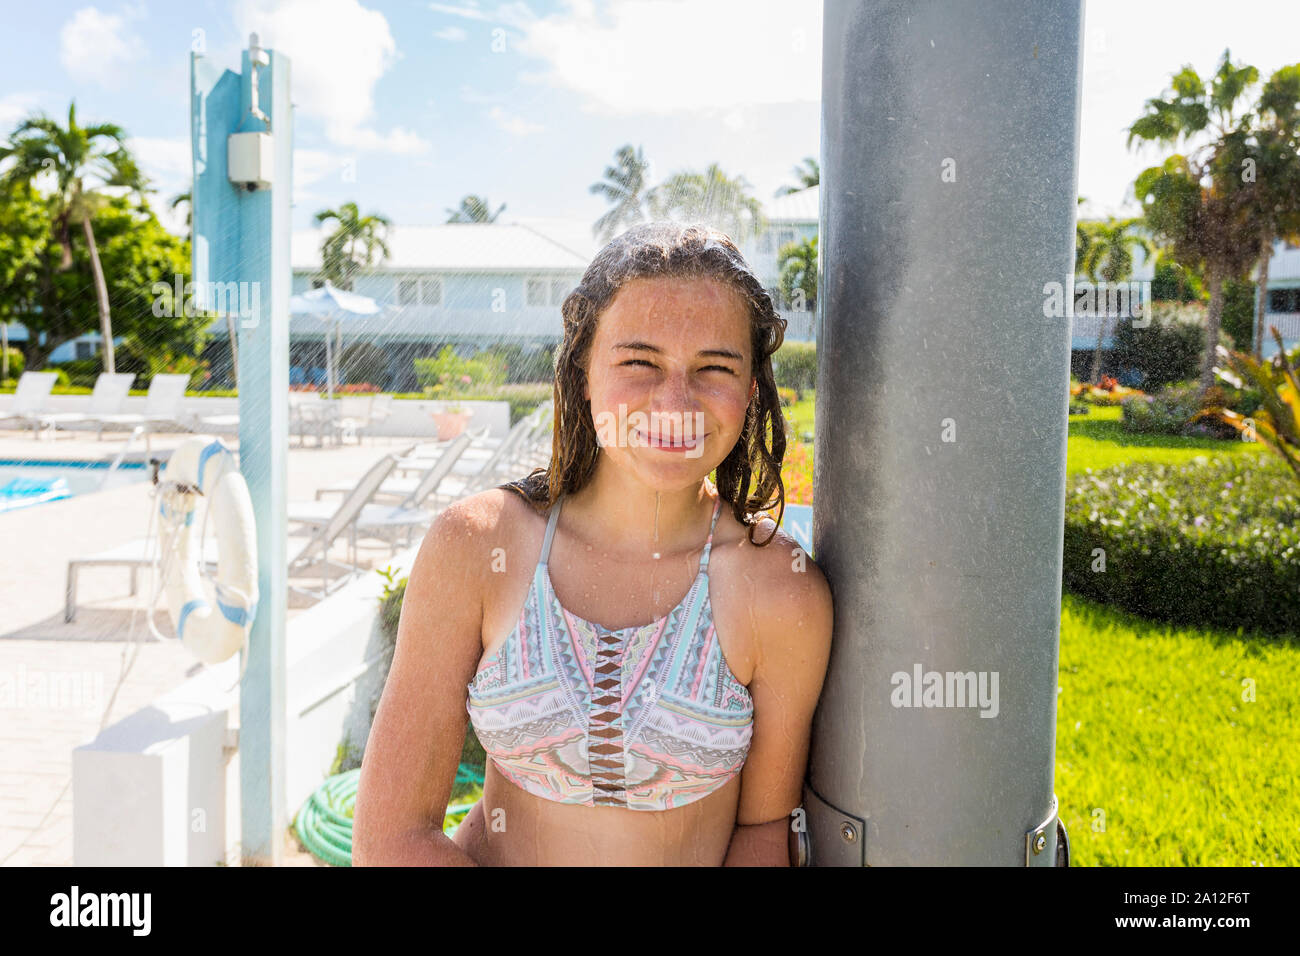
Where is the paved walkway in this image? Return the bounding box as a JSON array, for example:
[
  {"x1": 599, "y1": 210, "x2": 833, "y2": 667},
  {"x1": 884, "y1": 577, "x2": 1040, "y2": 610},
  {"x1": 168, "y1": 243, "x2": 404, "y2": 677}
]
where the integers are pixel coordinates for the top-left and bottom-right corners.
[{"x1": 0, "y1": 429, "x2": 428, "y2": 866}]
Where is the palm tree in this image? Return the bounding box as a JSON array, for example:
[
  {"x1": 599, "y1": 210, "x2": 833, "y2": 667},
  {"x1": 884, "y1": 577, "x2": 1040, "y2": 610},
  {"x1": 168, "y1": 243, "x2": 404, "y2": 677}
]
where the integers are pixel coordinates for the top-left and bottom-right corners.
[
  {"x1": 1240, "y1": 64, "x2": 1300, "y2": 360},
  {"x1": 590, "y1": 144, "x2": 652, "y2": 244},
  {"x1": 1074, "y1": 197, "x2": 1093, "y2": 275},
  {"x1": 1080, "y1": 217, "x2": 1154, "y2": 384},
  {"x1": 776, "y1": 157, "x2": 819, "y2": 197},
  {"x1": 1128, "y1": 49, "x2": 1261, "y2": 398},
  {"x1": 646, "y1": 162, "x2": 766, "y2": 243},
  {"x1": 314, "y1": 201, "x2": 391, "y2": 290},
  {"x1": 777, "y1": 235, "x2": 817, "y2": 313},
  {"x1": 0, "y1": 100, "x2": 150, "y2": 373},
  {"x1": 445, "y1": 195, "x2": 505, "y2": 223},
  {"x1": 170, "y1": 190, "x2": 192, "y2": 243}
]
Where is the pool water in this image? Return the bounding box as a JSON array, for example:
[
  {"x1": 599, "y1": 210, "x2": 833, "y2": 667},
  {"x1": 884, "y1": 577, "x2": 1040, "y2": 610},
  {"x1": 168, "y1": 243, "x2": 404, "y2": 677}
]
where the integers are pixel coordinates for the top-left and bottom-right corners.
[{"x1": 0, "y1": 459, "x2": 151, "y2": 514}]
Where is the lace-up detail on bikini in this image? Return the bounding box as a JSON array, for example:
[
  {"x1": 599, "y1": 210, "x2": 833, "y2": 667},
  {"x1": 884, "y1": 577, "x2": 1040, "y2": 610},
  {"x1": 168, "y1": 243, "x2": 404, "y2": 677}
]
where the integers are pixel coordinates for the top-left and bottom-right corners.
[{"x1": 466, "y1": 493, "x2": 754, "y2": 811}]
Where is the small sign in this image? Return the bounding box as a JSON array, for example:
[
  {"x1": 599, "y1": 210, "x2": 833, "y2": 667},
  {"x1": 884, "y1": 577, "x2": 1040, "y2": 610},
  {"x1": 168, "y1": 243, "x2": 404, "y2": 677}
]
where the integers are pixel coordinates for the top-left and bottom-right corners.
[{"x1": 778, "y1": 502, "x2": 813, "y2": 558}]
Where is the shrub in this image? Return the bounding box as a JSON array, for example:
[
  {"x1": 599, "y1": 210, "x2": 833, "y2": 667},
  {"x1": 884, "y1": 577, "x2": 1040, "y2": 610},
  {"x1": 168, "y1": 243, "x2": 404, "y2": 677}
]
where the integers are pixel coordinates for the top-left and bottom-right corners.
[
  {"x1": 50, "y1": 357, "x2": 102, "y2": 389},
  {"x1": 1220, "y1": 278, "x2": 1256, "y2": 351},
  {"x1": 781, "y1": 440, "x2": 813, "y2": 505},
  {"x1": 479, "y1": 343, "x2": 555, "y2": 384},
  {"x1": 1121, "y1": 381, "x2": 1260, "y2": 439},
  {"x1": 1062, "y1": 455, "x2": 1300, "y2": 636},
  {"x1": 1111, "y1": 301, "x2": 1205, "y2": 390},
  {"x1": 2, "y1": 347, "x2": 24, "y2": 379},
  {"x1": 414, "y1": 345, "x2": 507, "y2": 394},
  {"x1": 338, "y1": 341, "x2": 390, "y2": 387},
  {"x1": 771, "y1": 341, "x2": 816, "y2": 399},
  {"x1": 402, "y1": 381, "x2": 552, "y2": 426}
]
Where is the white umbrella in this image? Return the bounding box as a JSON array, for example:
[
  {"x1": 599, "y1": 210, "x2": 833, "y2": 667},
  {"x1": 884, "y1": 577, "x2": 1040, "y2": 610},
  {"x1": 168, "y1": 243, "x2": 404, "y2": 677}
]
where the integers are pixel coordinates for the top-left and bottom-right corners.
[{"x1": 288, "y1": 281, "x2": 380, "y2": 399}]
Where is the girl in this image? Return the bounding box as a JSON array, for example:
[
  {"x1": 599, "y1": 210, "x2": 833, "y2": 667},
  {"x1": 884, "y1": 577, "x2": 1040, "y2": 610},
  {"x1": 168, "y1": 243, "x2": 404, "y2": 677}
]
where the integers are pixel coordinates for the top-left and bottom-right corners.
[{"x1": 354, "y1": 221, "x2": 832, "y2": 866}]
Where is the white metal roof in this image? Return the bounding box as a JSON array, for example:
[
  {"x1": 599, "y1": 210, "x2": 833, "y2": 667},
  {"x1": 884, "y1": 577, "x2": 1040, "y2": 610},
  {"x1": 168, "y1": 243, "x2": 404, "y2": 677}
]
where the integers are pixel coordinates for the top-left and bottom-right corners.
[
  {"x1": 291, "y1": 220, "x2": 595, "y2": 272},
  {"x1": 766, "y1": 185, "x2": 819, "y2": 223}
]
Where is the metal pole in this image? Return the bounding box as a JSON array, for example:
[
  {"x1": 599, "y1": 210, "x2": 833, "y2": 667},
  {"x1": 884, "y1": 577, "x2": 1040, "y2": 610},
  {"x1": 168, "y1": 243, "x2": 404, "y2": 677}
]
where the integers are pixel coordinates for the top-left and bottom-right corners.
[
  {"x1": 191, "y1": 35, "x2": 292, "y2": 866},
  {"x1": 805, "y1": 0, "x2": 1083, "y2": 865}
]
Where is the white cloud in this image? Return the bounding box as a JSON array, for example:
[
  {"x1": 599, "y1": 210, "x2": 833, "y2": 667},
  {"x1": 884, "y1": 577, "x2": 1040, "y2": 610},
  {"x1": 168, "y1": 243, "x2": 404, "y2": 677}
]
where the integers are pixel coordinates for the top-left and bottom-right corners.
[
  {"x1": 487, "y1": 105, "x2": 543, "y2": 136},
  {"x1": 233, "y1": 0, "x2": 432, "y2": 154},
  {"x1": 434, "y1": 25, "x2": 468, "y2": 41},
  {"x1": 0, "y1": 92, "x2": 46, "y2": 134},
  {"x1": 59, "y1": 5, "x2": 144, "y2": 88},
  {"x1": 430, "y1": 0, "x2": 821, "y2": 116}
]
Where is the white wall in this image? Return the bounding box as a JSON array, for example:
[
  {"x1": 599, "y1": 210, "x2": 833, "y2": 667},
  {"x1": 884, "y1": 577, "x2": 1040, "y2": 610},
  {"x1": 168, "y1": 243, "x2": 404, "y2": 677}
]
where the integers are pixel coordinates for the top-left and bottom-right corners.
[{"x1": 72, "y1": 540, "x2": 420, "y2": 866}]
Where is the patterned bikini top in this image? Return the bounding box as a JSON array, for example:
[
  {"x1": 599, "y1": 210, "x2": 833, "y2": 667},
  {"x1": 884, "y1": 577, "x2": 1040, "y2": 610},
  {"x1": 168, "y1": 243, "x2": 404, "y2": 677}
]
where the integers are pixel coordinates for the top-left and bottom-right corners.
[{"x1": 466, "y1": 491, "x2": 754, "y2": 811}]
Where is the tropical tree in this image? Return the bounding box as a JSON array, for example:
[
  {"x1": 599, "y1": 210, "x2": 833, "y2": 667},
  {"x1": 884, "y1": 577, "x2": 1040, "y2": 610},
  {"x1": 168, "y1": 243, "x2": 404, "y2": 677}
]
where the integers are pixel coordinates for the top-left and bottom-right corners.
[
  {"x1": 777, "y1": 234, "x2": 817, "y2": 313},
  {"x1": 170, "y1": 189, "x2": 192, "y2": 242},
  {"x1": 0, "y1": 100, "x2": 151, "y2": 373},
  {"x1": 1075, "y1": 197, "x2": 1093, "y2": 275},
  {"x1": 1128, "y1": 49, "x2": 1261, "y2": 398},
  {"x1": 1194, "y1": 327, "x2": 1300, "y2": 485},
  {"x1": 1079, "y1": 217, "x2": 1154, "y2": 383},
  {"x1": 1, "y1": 192, "x2": 205, "y2": 371},
  {"x1": 590, "y1": 144, "x2": 652, "y2": 244},
  {"x1": 646, "y1": 162, "x2": 766, "y2": 243},
  {"x1": 314, "y1": 201, "x2": 391, "y2": 290},
  {"x1": 445, "y1": 195, "x2": 505, "y2": 223},
  {"x1": 1239, "y1": 64, "x2": 1300, "y2": 360},
  {"x1": 776, "y1": 157, "x2": 819, "y2": 196}
]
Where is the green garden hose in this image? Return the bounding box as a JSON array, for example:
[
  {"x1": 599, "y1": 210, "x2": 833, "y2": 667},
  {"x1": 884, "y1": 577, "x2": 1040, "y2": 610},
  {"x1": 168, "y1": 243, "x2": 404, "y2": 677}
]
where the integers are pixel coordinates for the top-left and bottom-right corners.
[{"x1": 293, "y1": 763, "x2": 486, "y2": 866}]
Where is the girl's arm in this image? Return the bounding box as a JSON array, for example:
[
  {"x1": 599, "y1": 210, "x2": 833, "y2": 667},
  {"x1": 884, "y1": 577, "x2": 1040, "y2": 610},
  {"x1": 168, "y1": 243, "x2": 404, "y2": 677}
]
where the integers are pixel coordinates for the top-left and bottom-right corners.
[
  {"x1": 353, "y1": 497, "x2": 496, "y2": 866},
  {"x1": 724, "y1": 524, "x2": 834, "y2": 867}
]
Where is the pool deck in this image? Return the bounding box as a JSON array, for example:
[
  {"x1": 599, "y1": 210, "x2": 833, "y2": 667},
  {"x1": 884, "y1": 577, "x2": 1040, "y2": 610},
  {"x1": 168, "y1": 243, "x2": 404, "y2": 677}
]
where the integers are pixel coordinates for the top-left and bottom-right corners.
[{"x1": 0, "y1": 428, "x2": 433, "y2": 866}]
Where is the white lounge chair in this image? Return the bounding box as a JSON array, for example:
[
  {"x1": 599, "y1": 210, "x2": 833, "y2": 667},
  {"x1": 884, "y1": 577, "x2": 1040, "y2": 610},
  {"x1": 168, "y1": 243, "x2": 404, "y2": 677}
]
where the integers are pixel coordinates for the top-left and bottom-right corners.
[
  {"x1": 0, "y1": 371, "x2": 59, "y2": 435},
  {"x1": 314, "y1": 429, "x2": 481, "y2": 506},
  {"x1": 395, "y1": 404, "x2": 552, "y2": 496},
  {"x1": 287, "y1": 450, "x2": 410, "y2": 600},
  {"x1": 26, "y1": 372, "x2": 136, "y2": 440},
  {"x1": 66, "y1": 536, "x2": 220, "y2": 623},
  {"x1": 86, "y1": 373, "x2": 193, "y2": 448}
]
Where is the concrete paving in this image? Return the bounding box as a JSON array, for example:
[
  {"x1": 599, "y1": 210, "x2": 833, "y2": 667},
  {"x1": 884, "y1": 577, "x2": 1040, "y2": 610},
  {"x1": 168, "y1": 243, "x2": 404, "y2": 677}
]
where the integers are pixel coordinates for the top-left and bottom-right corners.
[{"x1": 0, "y1": 428, "x2": 441, "y2": 867}]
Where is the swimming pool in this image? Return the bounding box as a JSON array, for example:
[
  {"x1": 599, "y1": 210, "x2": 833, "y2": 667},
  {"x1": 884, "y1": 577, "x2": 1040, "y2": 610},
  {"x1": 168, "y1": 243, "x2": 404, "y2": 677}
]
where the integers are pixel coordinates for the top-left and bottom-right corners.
[{"x1": 0, "y1": 459, "x2": 151, "y2": 514}]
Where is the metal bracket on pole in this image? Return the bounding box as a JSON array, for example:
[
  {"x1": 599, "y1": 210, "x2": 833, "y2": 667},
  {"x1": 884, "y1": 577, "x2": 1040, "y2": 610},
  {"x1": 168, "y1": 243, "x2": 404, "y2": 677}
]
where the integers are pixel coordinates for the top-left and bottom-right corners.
[
  {"x1": 801, "y1": 779, "x2": 869, "y2": 867},
  {"x1": 1024, "y1": 792, "x2": 1070, "y2": 866}
]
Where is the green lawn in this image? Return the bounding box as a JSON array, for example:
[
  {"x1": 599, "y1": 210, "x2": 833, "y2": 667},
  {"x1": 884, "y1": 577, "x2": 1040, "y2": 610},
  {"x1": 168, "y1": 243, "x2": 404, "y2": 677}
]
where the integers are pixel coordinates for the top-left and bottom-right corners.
[
  {"x1": 784, "y1": 390, "x2": 1298, "y2": 865},
  {"x1": 1067, "y1": 403, "x2": 1271, "y2": 474}
]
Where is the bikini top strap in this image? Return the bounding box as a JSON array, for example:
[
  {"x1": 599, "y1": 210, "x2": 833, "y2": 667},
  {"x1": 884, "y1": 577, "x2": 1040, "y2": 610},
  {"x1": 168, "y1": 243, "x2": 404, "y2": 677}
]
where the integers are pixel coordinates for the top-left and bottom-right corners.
[
  {"x1": 699, "y1": 496, "x2": 722, "y2": 573},
  {"x1": 539, "y1": 493, "x2": 564, "y2": 565}
]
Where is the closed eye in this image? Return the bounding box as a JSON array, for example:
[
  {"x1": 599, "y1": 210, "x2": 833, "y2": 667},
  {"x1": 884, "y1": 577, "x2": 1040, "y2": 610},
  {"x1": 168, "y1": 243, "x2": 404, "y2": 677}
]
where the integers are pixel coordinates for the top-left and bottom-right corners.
[{"x1": 620, "y1": 359, "x2": 736, "y2": 374}]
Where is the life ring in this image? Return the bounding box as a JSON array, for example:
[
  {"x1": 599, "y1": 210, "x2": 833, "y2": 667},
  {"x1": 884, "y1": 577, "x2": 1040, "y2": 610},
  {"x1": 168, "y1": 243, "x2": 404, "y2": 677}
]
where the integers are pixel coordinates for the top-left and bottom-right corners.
[{"x1": 154, "y1": 436, "x2": 259, "y2": 664}]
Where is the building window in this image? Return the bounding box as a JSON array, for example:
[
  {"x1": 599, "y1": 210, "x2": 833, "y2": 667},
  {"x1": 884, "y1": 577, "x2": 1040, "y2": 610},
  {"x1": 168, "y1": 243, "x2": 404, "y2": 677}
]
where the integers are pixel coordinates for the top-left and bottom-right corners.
[
  {"x1": 75, "y1": 340, "x2": 96, "y2": 360},
  {"x1": 526, "y1": 278, "x2": 548, "y2": 307},
  {"x1": 756, "y1": 232, "x2": 774, "y2": 254},
  {"x1": 776, "y1": 229, "x2": 797, "y2": 253},
  {"x1": 398, "y1": 278, "x2": 419, "y2": 305},
  {"x1": 420, "y1": 277, "x2": 442, "y2": 306},
  {"x1": 550, "y1": 279, "x2": 569, "y2": 306},
  {"x1": 1268, "y1": 289, "x2": 1300, "y2": 313}
]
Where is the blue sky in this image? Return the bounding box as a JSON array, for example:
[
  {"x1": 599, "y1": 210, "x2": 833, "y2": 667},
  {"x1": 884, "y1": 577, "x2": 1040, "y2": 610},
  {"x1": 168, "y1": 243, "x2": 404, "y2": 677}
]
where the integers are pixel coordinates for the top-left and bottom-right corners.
[{"x1": 1, "y1": 0, "x2": 1297, "y2": 238}]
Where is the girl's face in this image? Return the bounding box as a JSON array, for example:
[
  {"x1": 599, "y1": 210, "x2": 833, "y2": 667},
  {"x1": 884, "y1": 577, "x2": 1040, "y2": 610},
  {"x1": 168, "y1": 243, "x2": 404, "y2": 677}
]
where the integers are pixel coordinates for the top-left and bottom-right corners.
[{"x1": 584, "y1": 275, "x2": 758, "y2": 489}]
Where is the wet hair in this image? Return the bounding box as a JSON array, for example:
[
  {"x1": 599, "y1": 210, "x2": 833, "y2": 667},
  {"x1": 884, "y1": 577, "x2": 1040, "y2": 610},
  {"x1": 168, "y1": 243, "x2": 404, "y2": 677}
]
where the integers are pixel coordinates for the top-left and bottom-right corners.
[{"x1": 500, "y1": 220, "x2": 788, "y2": 545}]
